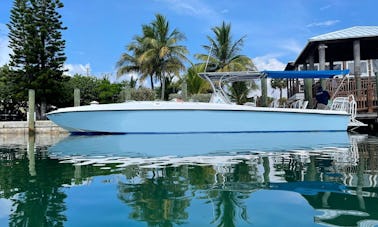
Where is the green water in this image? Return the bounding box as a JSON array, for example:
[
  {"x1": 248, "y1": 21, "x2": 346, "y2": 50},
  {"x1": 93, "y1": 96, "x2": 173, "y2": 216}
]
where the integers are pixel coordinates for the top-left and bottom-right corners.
[{"x1": 0, "y1": 133, "x2": 378, "y2": 227}]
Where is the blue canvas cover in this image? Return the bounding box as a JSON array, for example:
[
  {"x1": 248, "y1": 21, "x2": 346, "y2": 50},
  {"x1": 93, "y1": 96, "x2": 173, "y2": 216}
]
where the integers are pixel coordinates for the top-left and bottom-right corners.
[{"x1": 263, "y1": 70, "x2": 349, "y2": 79}]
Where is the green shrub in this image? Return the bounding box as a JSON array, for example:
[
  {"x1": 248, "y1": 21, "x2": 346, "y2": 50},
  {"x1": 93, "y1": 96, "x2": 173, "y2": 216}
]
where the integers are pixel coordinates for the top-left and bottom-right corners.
[
  {"x1": 168, "y1": 93, "x2": 183, "y2": 100},
  {"x1": 130, "y1": 88, "x2": 156, "y2": 101},
  {"x1": 189, "y1": 94, "x2": 211, "y2": 102}
]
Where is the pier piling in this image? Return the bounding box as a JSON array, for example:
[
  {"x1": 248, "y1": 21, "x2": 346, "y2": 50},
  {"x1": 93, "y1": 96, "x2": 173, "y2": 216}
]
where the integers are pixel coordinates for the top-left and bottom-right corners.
[
  {"x1": 28, "y1": 89, "x2": 35, "y2": 134},
  {"x1": 74, "y1": 88, "x2": 80, "y2": 106}
]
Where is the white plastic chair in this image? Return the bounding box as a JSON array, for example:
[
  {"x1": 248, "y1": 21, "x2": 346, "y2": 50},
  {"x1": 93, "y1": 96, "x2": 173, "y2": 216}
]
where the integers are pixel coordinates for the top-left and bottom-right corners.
[{"x1": 301, "y1": 101, "x2": 308, "y2": 109}]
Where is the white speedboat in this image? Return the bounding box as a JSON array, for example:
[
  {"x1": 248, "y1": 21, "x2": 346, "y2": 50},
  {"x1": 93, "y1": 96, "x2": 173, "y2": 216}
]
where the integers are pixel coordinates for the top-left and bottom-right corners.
[{"x1": 47, "y1": 70, "x2": 352, "y2": 134}]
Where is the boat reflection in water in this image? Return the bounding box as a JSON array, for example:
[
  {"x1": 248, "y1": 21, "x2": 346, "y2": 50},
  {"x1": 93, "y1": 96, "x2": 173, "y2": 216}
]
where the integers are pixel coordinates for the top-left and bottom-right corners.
[
  {"x1": 1, "y1": 132, "x2": 377, "y2": 226},
  {"x1": 49, "y1": 131, "x2": 351, "y2": 158},
  {"x1": 46, "y1": 132, "x2": 378, "y2": 226}
]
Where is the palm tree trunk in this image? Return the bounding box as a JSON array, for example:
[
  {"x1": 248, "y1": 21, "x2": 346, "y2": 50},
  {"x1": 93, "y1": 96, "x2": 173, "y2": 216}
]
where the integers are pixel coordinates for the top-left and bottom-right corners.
[
  {"x1": 150, "y1": 75, "x2": 154, "y2": 89},
  {"x1": 161, "y1": 74, "x2": 165, "y2": 100}
]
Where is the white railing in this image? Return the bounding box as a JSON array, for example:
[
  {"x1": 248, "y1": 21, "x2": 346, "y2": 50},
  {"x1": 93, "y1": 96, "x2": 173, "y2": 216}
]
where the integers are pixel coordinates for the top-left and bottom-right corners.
[
  {"x1": 331, "y1": 95, "x2": 367, "y2": 128},
  {"x1": 209, "y1": 89, "x2": 231, "y2": 104},
  {"x1": 289, "y1": 99, "x2": 308, "y2": 109}
]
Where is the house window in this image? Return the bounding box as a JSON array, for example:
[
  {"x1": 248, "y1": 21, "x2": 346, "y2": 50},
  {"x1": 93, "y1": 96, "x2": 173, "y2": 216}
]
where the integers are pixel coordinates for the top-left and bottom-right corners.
[
  {"x1": 319, "y1": 62, "x2": 341, "y2": 70},
  {"x1": 333, "y1": 63, "x2": 342, "y2": 70},
  {"x1": 298, "y1": 64, "x2": 319, "y2": 71},
  {"x1": 372, "y1": 59, "x2": 378, "y2": 73},
  {"x1": 346, "y1": 61, "x2": 368, "y2": 76}
]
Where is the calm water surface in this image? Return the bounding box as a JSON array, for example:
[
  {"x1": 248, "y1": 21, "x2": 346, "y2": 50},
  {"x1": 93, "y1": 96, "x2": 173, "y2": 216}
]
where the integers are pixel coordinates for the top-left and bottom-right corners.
[{"x1": 0, "y1": 132, "x2": 377, "y2": 227}]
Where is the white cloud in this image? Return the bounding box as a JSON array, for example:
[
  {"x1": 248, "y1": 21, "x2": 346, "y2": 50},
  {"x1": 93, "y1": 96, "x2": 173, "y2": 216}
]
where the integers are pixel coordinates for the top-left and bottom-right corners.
[
  {"x1": 249, "y1": 55, "x2": 288, "y2": 99},
  {"x1": 280, "y1": 39, "x2": 303, "y2": 55},
  {"x1": 0, "y1": 23, "x2": 7, "y2": 36},
  {"x1": 320, "y1": 4, "x2": 332, "y2": 10},
  {"x1": 306, "y1": 20, "x2": 340, "y2": 28},
  {"x1": 253, "y1": 55, "x2": 286, "y2": 71},
  {"x1": 155, "y1": 0, "x2": 220, "y2": 21},
  {"x1": 0, "y1": 23, "x2": 11, "y2": 66},
  {"x1": 117, "y1": 71, "x2": 137, "y2": 81},
  {"x1": 64, "y1": 63, "x2": 90, "y2": 76},
  {"x1": 0, "y1": 37, "x2": 10, "y2": 66},
  {"x1": 248, "y1": 77, "x2": 287, "y2": 100},
  {"x1": 220, "y1": 9, "x2": 229, "y2": 14}
]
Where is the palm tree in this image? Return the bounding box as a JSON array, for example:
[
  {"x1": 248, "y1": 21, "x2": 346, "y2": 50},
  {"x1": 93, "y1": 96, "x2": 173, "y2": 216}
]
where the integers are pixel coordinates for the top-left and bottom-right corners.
[
  {"x1": 195, "y1": 22, "x2": 257, "y2": 104},
  {"x1": 140, "y1": 14, "x2": 189, "y2": 100},
  {"x1": 185, "y1": 64, "x2": 211, "y2": 95},
  {"x1": 195, "y1": 21, "x2": 256, "y2": 72},
  {"x1": 116, "y1": 26, "x2": 156, "y2": 89},
  {"x1": 228, "y1": 81, "x2": 258, "y2": 105},
  {"x1": 270, "y1": 78, "x2": 287, "y2": 100}
]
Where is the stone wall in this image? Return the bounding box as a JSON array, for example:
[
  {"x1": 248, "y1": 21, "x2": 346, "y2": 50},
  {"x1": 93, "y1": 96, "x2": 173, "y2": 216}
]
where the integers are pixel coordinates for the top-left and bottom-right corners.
[{"x1": 0, "y1": 120, "x2": 68, "y2": 134}]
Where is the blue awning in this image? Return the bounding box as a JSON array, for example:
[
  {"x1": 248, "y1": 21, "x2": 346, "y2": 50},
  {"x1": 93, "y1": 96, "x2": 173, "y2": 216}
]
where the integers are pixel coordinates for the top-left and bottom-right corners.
[
  {"x1": 262, "y1": 70, "x2": 349, "y2": 79},
  {"x1": 199, "y1": 70, "x2": 350, "y2": 82}
]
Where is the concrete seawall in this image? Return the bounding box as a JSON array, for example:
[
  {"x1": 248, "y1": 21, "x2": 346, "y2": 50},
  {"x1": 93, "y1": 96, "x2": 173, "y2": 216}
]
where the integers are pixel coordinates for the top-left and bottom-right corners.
[
  {"x1": 0, "y1": 133, "x2": 68, "y2": 147},
  {"x1": 0, "y1": 120, "x2": 68, "y2": 134}
]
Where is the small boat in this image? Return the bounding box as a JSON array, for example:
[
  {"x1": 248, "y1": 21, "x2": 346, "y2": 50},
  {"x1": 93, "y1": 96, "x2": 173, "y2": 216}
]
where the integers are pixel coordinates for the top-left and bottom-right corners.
[{"x1": 47, "y1": 70, "x2": 353, "y2": 134}]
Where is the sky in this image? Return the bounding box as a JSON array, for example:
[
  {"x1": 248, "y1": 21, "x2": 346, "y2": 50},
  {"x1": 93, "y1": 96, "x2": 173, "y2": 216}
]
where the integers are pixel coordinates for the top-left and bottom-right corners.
[{"x1": 0, "y1": 0, "x2": 378, "y2": 83}]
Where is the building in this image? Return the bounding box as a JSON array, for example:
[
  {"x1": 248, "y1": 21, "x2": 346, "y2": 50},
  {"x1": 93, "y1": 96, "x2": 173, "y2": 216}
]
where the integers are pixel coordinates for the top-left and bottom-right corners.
[{"x1": 286, "y1": 26, "x2": 378, "y2": 113}]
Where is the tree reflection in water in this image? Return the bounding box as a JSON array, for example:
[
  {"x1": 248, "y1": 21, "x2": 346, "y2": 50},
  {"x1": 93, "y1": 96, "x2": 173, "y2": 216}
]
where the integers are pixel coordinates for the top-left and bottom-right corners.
[
  {"x1": 117, "y1": 167, "x2": 190, "y2": 226},
  {"x1": 116, "y1": 160, "x2": 260, "y2": 227},
  {"x1": 209, "y1": 191, "x2": 249, "y2": 227},
  {"x1": 0, "y1": 135, "x2": 122, "y2": 227},
  {"x1": 0, "y1": 133, "x2": 378, "y2": 227},
  {"x1": 208, "y1": 161, "x2": 258, "y2": 227},
  {"x1": 113, "y1": 141, "x2": 378, "y2": 227},
  {"x1": 0, "y1": 144, "x2": 69, "y2": 226}
]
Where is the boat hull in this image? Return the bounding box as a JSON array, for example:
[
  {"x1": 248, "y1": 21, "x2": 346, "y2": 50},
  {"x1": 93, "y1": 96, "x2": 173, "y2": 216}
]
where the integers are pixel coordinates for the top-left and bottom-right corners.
[{"x1": 47, "y1": 102, "x2": 349, "y2": 133}]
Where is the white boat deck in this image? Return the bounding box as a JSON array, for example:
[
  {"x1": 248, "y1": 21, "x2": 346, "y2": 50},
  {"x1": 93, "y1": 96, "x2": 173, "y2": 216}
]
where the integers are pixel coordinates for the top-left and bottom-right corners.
[{"x1": 48, "y1": 101, "x2": 349, "y2": 116}]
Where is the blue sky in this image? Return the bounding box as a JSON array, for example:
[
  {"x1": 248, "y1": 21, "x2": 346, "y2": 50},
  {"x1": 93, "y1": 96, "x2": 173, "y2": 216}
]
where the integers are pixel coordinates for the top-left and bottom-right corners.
[{"x1": 0, "y1": 0, "x2": 377, "y2": 81}]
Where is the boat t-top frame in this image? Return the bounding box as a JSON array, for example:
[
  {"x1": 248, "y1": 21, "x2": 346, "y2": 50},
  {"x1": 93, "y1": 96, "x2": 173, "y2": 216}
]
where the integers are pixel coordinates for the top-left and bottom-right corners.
[{"x1": 198, "y1": 70, "x2": 350, "y2": 104}]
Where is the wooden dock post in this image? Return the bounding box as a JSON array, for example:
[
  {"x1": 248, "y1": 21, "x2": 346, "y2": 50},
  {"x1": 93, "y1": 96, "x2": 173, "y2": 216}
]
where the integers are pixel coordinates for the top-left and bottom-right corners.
[
  {"x1": 74, "y1": 88, "x2": 80, "y2": 106},
  {"x1": 27, "y1": 134, "x2": 36, "y2": 176},
  {"x1": 376, "y1": 72, "x2": 378, "y2": 103},
  {"x1": 367, "y1": 78, "x2": 374, "y2": 113},
  {"x1": 304, "y1": 79, "x2": 313, "y2": 108},
  {"x1": 28, "y1": 89, "x2": 35, "y2": 134},
  {"x1": 261, "y1": 77, "x2": 267, "y2": 107}
]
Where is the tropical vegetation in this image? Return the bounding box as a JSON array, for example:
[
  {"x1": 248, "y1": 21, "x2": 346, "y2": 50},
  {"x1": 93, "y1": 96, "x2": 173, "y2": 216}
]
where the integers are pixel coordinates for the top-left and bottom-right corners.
[
  {"x1": 7, "y1": 0, "x2": 67, "y2": 118},
  {"x1": 270, "y1": 78, "x2": 287, "y2": 100},
  {"x1": 63, "y1": 74, "x2": 155, "y2": 104},
  {"x1": 195, "y1": 21, "x2": 256, "y2": 72},
  {"x1": 228, "y1": 81, "x2": 258, "y2": 105},
  {"x1": 0, "y1": 65, "x2": 12, "y2": 102},
  {"x1": 184, "y1": 64, "x2": 211, "y2": 95},
  {"x1": 116, "y1": 14, "x2": 189, "y2": 100},
  {"x1": 270, "y1": 78, "x2": 287, "y2": 106},
  {"x1": 195, "y1": 21, "x2": 258, "y2": 104},
  {"x1": 1, "y1": 3, "x2": 274, "y2": 120}
]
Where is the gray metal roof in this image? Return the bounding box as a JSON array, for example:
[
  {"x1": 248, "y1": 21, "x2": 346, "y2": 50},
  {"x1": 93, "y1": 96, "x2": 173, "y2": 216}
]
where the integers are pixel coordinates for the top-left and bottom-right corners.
[
  {"x1": 294, "y1": 26, "x2": 378, "y2": 64},
  {"x1": 309, "y1": 26, "x2": 378, "y2": 42}
]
